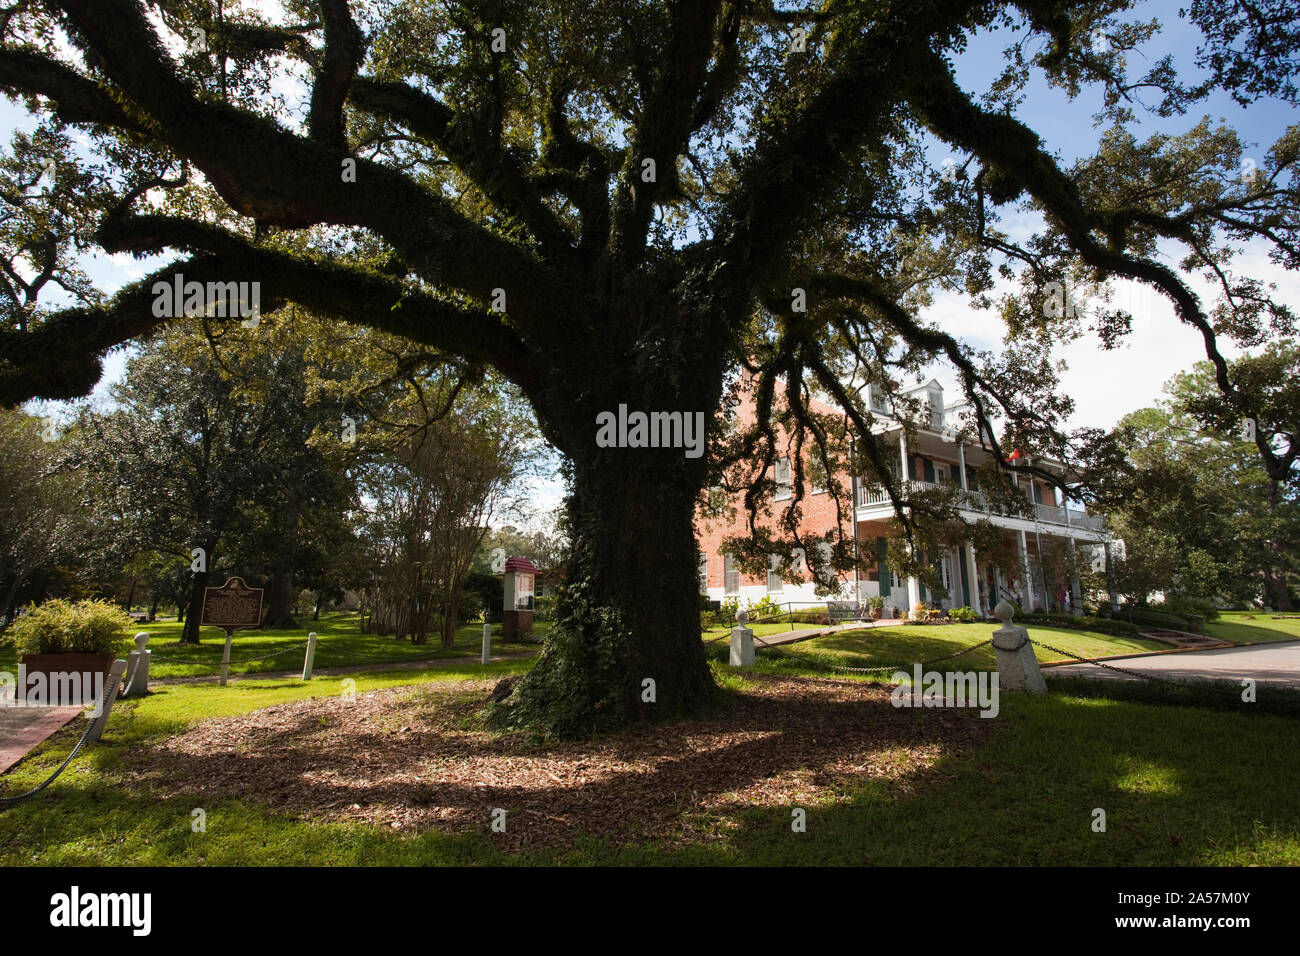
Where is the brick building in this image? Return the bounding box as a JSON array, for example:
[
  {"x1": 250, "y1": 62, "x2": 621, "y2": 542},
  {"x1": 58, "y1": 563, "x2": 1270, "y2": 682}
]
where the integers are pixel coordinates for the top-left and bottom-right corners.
[{"x1": 695, "y1": 378, "x2": 1116, "y2": 618}]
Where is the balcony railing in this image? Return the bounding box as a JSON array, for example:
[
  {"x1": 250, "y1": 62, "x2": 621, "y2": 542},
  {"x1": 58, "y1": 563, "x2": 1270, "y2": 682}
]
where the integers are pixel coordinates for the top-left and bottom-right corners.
[{"x1": 856, "y1": 480, "x2": 1106, "y2": 531}]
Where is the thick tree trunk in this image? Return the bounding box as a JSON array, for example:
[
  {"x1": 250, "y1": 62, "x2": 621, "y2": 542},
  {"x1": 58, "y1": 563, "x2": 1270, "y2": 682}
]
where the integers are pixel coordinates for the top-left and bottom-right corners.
[
  {"x1": 149, "y1": 593, "x2": 160, "y2": 622},
  {"x1": 491, "y1": 450, "x2": 716, "y2": 736},
  {"x1": 262, "y1": 567, "x2": 299, "y2": 628},
  {"x1": 180, "y1": 540, "x2": 217, "y2": 644},
  {"x1": 181, "y1": 572, "x2": 207, "y2": 644},
  {"x1": 1264, "y1": 482, "x2": 1294, "y2": 611}
]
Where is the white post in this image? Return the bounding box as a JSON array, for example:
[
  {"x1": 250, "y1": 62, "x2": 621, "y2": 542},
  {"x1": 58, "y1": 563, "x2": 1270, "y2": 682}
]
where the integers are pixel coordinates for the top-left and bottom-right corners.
[
  {"x1": 958, "y1": 442, "x2": 968, "y2": 490},
  {"x1": 966, "y1": 545, "x2": 982, "y2": 617},
  {"x1": 219, "y1": 630, "x2": 233, "y2": 687},
  {"x1": 991, "y1": 602, "x2": 1046, "y2": 694},
  {"x1": 302, "y1": 631, "x2": 318, "y2": 680},
  {"x1": 87, "y1": 659, "x2": 128, "y2": 742},
  {"x1": 898, "y1": 430, "x2": 910, "y2": 485},
  {"x1": 1017, "y1": 529, "x2": 1035, "y2": 611},
  {"x1": 124, "y1": 632, "x2": 150, "y2": 697},
  {"x1": 482, "y1": 622, "x2": 491, "y2": 665},
  {"x1": 729, "y1": 610, "x2": 755, "y2": 667}
]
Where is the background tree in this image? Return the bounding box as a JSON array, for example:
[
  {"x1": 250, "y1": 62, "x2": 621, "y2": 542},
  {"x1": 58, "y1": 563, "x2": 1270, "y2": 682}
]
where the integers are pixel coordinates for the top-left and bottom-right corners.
[
  {"x1": 0, "y1": 1, "x2": 1296, "y2": 732},
  {"x1": 1093, "y1": 348, "x2": 1300, "y2": 608}
]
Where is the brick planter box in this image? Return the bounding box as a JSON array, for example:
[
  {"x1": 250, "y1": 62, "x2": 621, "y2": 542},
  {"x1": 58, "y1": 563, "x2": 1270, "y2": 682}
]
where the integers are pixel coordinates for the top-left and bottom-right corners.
[{"x1": 17, "y1": 653, "x2": 115, "y2": 707}]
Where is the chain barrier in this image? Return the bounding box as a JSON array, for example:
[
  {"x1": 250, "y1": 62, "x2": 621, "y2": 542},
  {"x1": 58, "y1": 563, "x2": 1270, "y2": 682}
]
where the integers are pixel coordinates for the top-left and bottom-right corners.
[
  {"x1": 1027, "y1": 637, "x2": 1175, "y2": 683},
  {"x1": 149, "y1": 640, "x2": 310, "y2": 670},
  {"x1": 0, "y1": 660, "x2": 124, "y2": 809},
  {"x1": 771, "y1": 638, "x2": 997, "y2": 676}
]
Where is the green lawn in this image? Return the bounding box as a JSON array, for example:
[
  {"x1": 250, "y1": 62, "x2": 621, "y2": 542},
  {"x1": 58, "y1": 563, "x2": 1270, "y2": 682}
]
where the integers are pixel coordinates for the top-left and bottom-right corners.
[
  {"x1": 2, "y1": 616, "x2": 1297, "y2": 866},
  {"x1": 0, "y1": 611, "x2": 548, "y2": 681},
  {"x1": 1205, "y1": 610, "x2": 1300, "y2": 645}
]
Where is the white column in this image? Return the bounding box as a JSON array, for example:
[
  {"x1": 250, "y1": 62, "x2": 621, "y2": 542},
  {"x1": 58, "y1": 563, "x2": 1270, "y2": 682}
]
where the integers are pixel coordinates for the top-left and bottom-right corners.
[
  {"x1": 1017, "y1": 529, "x2": 1035, "y2": 610},
  {"x1": 966, "y1": 545, "x2": 982, "y2": 616},
  {"x1": 898, "y1": 430, "x2": 909, "y2": 483},
  {"x1": 958, "y1": 443, "x2": 968, "y2": 490},
  {"x1": 907, "y1": 575, "x2": 921, "y2": 612},
  {"x1": 1067, "y1": 539, "x2": 1083, "y2": 615}
]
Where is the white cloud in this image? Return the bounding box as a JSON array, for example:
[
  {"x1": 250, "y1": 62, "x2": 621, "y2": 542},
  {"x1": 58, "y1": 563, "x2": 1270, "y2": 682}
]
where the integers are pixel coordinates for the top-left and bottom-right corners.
[{"x1": 917, "y1": 240, "x2": 1298, "y2": 430}]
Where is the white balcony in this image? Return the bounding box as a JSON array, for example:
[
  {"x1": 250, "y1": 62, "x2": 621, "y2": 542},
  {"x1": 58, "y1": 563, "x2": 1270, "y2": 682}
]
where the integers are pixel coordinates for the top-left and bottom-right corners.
[{"x1": 856, "y1": 480, "x2": 1106, "y2": 532}]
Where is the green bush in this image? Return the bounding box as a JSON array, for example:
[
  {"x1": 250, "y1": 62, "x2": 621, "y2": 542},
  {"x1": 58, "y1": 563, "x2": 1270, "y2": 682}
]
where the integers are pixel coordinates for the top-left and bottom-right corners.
[
  {"x1": 460, "y1": 569, "x2": 504, "y2": 622},
  {"x1": 1112, "y1": 606, "x2": 1192, "y2": 632},
  {"x1": 947, "y1": 606, "x2": 977, "y2": 622},
  {"x1": 1020, "y1": 611, "x2": 1140, "y2": 637},
  {"x1": 10, "y1": 599, "x2": 135, "y2": 656},
  {"x1": 1159, "y1": 595, "x2": 1220, "y2": 624},
  {"x1": 533, "y1": 593, "x2": 556, "y2": 623}
]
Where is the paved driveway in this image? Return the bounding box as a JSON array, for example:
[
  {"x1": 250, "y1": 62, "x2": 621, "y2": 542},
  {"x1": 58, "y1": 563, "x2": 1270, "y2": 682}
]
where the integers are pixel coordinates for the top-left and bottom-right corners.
[{"x1": 1047, "y1": 640, "x2": 1300, "y2": 688}]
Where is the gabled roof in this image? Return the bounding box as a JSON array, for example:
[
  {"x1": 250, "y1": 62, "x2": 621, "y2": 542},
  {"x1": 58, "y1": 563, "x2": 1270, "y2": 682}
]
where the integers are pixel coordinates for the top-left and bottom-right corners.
[{"x1": 504, "y1": 556, "x2": 537, "y2": 574}]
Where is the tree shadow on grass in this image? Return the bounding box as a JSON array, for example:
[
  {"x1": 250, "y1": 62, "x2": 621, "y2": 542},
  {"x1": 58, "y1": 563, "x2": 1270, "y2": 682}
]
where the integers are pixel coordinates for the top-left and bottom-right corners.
[{"x1": 649, "y1": 691, "x2": 1300, "y2": 866}]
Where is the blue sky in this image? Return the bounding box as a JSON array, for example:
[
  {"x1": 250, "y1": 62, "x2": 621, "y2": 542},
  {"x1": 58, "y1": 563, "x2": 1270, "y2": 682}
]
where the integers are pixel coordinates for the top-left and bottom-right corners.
[{"x1": 5, "y1": 3, "x2": 1296, "y2": 517}]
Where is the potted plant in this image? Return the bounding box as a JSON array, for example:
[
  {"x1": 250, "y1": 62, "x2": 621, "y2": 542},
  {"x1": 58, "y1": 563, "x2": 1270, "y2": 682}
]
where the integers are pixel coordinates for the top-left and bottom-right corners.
[
  {"x1": 868, "y1": 596, "x2": 885, "y2": 620},
  {"x1": 10, "y1": 599, "x2": 134, "y2": 686}
]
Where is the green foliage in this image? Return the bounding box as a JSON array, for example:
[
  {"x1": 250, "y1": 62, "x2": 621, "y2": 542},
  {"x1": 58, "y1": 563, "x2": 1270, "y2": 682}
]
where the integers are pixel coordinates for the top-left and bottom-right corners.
[
  {"x1": 1020, "y1": 612, "x2": 1140, "y2": 638},
  {"x1": 533, "y1": 593, "x2": 556, "y2": 623},
  {"x1": 9, "y1": 598, "x2": 134, "y2": 656},
  {"x1": 460, "y1": 568, "x2": 504, "y2": 623},
  {"x1": 1113, "y1": 606, "x2": 1193, "y2": 632},
  {"x1": 947, "y1": 605, "x2": 977, "y2": 622}
]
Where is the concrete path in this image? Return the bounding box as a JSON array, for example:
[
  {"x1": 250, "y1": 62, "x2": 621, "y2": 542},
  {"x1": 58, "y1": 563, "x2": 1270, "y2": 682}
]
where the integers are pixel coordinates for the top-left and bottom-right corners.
[
  {"x1": 1047, "y1": 640, "x2": 1300, "y2": 687},
  {"x1": 751, "y1": 618, "x2": 907, "y2": 648}
]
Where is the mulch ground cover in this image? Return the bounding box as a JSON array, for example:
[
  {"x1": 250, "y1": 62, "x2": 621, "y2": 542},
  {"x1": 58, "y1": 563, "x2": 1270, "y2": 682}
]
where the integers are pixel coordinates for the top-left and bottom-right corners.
[{"x1": 127, "y1": 674, "x2": 993, "y2": 850}]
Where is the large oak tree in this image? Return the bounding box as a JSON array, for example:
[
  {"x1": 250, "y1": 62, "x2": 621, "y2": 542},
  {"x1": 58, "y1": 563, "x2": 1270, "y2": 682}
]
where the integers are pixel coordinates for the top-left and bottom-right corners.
[{"x1": 0, "y1": 0, "x2": 1296, "y2": 734}]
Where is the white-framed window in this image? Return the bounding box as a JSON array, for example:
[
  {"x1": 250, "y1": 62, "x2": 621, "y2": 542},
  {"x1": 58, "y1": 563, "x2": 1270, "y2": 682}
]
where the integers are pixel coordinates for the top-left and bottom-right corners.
[
  {"x1": 767, "y1": 553, "x2": 784, "y2": 593},
  {"x1": 774, "y1": 457, "x2": 792, "y2": 500},
  {"x1": 809, "y1": 458, "x2": 827, "y2": 495},
  {"x1": 515, "y1": 573, "x2": 534, "y2": 610},
  {"x1": 698, "y1": 552, "x2": 709, "y2": 593},
  {"x1": 724, "y1": 553, "x2": 740, "y2": 595},
  {"x1": 934, "y1": 462, "x2": 950, "y2": 485}
]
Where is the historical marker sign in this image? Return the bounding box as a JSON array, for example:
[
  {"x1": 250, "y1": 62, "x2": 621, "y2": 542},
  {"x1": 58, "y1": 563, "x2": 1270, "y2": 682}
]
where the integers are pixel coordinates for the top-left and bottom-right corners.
[
  {"x1": 201, "y1": 577, "x2": 264, "y2": 688},
  {"x1": 201, "y1": 577, "x2": 264, "y2": 629}
]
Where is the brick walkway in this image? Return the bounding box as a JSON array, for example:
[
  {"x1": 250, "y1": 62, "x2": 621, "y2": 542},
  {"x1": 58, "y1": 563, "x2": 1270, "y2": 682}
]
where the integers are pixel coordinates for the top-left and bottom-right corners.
[{"x1": 0, "y1": 687, "x2": 83, "y2": 774}]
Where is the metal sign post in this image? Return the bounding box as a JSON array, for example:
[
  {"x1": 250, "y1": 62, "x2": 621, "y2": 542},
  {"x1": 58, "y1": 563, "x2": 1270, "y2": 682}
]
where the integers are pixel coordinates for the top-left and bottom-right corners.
[{"x1": 199, "y1": 577, "x2": 264, "y2": 687}]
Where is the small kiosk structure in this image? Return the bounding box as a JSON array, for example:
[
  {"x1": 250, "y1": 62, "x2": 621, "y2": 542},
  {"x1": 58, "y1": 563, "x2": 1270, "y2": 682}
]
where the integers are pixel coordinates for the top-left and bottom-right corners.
[{"x1": 502, "y1": 556, "x2": 536, "y2": 641}]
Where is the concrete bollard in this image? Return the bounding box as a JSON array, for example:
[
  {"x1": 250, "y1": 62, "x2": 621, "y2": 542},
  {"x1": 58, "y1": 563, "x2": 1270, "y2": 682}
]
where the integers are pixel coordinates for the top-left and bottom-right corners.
[
  {"x1": 729, "y1": 609, "x2": 755, "y2": 667},
  {"x1": 482, "y1": 622, "x2": 491, "y2": 665},
  {"x1": 123, "y1": 632, "x2": 150, "y2": 697},
  {"x1": 990, "y1": 601, "x2": 1047, "y2": 693},
  {"x1": 87, "y1": 659, "x2": 128, "y2": 743},
  {"x1": 302, "y1": 631, "x2": 318, "y2": 680}
]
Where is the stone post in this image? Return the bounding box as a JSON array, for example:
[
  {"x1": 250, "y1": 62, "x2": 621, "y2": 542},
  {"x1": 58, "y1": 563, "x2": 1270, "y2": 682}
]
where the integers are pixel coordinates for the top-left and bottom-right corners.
[
  {"x1": 123, "y1": 632, "x2": 150, "y2": 697},
  {"x1": 86, "y1": 659, "x2": 128, "y2": 743},
  {"x1": 991, "y1": 601, "x2": 1046, "y2": 693},
  {"x1": 730, "y1": 609, "x2": 755, "y2": 667},
  {"x1": 302, "y1": 631, "x2": 318, "y2": 680}
]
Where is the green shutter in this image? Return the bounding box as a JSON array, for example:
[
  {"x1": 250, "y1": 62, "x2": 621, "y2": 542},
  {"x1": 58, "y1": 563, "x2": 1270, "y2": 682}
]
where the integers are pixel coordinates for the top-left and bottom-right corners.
[
  {"x1": 923, "y1": 458, "x2": 935, "y2": 483},
  {"x1": 959, "y1": 549, "x2": 970, "y2": 606},
  {"x1": 877, "y1": 537, "x2": 890, "y2": 596},
  {"x1": 908, "y1": 456, "x2": 917, "y2": 480}
]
